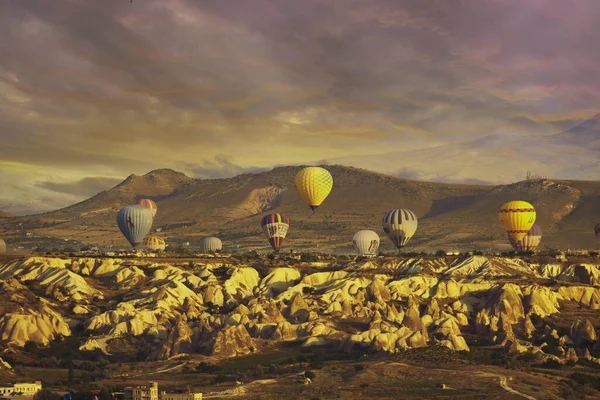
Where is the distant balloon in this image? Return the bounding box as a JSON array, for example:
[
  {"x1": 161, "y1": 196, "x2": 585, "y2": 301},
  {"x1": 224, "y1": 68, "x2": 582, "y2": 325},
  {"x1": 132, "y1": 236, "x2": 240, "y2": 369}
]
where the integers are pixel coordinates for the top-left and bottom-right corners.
[
  {"x1": 499, "y1": 200, "x2": 536, "y2": 242},
  {"x1": 261, "y1": 213, "x2": 290, "y2": 252},
  {"x1": 200, "y1": 237, "x2": 223, "y2": 253},
  {"x1": 294, "y1": 167, "x2": 333, "y2": 211},
  {"x1": 138, "y1": 199, "x2": 157, "y2": 217},
  {"x1": 0, "y1": 238, "x2": 6, "y2": 254},
  {"x1": 382, "y1": 209, "x2": 418, "y2": 250},
  {"x1": 117, "y1": 205, "x2": 153, "y2": 249},
  {"x1": 508, "y1": 224, "x2": 542, "y2": 253},
  {"x1": 145, "y1": 236, "x2": 166, "y2": 252},
  {"x1": 352, "y1": 230, "x2": 380, "y2": 257}
]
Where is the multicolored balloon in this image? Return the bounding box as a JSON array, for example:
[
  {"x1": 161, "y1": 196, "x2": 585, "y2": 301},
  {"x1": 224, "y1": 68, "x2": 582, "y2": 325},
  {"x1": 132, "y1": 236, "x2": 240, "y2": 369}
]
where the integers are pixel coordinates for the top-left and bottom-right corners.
[
  {"x1": 353, "y1": 230, "x2": 380, "y2": 257},
  {"x1": 200, "y1": 237, "x2": 223, "y2": 253},
  {"x1": 294, "y1": 167, "x2": 333, "y2": 211},
  {"x1": 138, "y1": 199, "x2": 157, "y2": 217},
  {"x1": 145, "y1": 236, "x2": 166, "y2": 252},
  {"x1": 508, "y1": 224, "x2": 542, "y2": 253},
  {"x1": 382, "y1": 208, "x2": 418, "y2": 250},
  {"x1": 261, "y1": 213, "x2": 290, "y2": 252},
  {"x1": 499, "y1": 200, "x2": 536, "y2": 242},
  {"x1": 117, "y1": 205, "x2": 153, "y2": 249}
]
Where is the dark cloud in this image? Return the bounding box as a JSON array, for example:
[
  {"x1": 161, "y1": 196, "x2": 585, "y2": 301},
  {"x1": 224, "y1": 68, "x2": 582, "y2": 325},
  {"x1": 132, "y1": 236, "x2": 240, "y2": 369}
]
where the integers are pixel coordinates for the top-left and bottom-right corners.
[
  {"x1": 0, "y1": 0, "x2": 599, "y2": 212},
  {"x1": 38, "y1": 177, "x2": 122, "y2": 197}
]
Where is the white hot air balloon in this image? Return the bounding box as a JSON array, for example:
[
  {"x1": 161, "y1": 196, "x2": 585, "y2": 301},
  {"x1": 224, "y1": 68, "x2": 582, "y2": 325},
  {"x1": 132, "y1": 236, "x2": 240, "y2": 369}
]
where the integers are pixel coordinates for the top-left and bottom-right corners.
[
  {"x1": 382, "y1": 209, "x2": 418, "y2": 251},
  {"x1": 200, "y1": 237, "x2": 223, "y2": 253},
  {"x1": 352, "y1": 230, "x2": 380, "y2": 258}
]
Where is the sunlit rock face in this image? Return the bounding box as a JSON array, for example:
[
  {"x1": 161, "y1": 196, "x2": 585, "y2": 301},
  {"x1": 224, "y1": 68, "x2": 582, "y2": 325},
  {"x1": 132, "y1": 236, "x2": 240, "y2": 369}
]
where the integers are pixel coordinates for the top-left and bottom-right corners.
[{"x1": 1, "y1": 255, "x2": 600, "y2": 362}]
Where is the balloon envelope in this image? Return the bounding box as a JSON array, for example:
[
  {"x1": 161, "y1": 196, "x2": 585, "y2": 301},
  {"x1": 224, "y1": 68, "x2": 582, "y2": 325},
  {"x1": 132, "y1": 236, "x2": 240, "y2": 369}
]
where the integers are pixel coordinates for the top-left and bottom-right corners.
[
  {"x1": 145, "y1": 236, "x2": 166, "y2": 252},
  {"x1": 117, "y1": 205, "x2": 153, "y2": 249},
  {"x1": 382, "y1": 209, "x2": 418, "y2": 250},
  {"x1": 499, "y1": 200, "x2": 536, "y2": 242},
  {"x1": 294, "y1": 167, "x2": 333, "y2": 211},
  {"x1": 261, "y1": 213, "x2": 290, "y2": 252},
  {"x1": 0, "y1": 239, "x2": 6, "y2": 254},
  {"x1": 138, "y1": 199, "x2": 157, "y2": 217},
  {"x1": 200, "y1": 237, "x2": 223, "y2": 253},
  {"x1": 508, "y1": 224, "x2": 542, "y2": 252},
  {"x1": 352, "y1": 230, "x2": 380, "y2": 257}
]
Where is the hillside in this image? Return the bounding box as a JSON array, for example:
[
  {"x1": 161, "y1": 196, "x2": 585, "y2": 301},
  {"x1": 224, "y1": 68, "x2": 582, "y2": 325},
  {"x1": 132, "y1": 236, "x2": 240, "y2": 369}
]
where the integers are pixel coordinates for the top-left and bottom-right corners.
[{"x1": 1, "y1": 165, "x2": 600, "y2": 252}]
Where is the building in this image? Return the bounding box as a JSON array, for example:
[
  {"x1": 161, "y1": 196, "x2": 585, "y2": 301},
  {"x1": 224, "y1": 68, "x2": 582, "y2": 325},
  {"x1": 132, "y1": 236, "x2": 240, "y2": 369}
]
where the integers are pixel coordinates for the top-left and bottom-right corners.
[
  {"x1": 0, "y1": 382, "x2": 42, "y2": 398},
  {"x1": 124, "y1": 382, "x2": 158, "y2": 400},
  {"x1": 160, "y1": 390, "x2": 202, "y2": 400}
]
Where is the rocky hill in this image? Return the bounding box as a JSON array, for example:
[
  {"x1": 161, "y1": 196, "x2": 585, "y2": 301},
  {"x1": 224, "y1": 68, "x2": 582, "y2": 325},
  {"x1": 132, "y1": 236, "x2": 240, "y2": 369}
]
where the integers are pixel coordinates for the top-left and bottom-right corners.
[
  {"x1": 1, "y1": 165, "x2": 600, "y2": 252},
  {"x1": 0, "y1": 254, "x2": 599, "y2": 365}
]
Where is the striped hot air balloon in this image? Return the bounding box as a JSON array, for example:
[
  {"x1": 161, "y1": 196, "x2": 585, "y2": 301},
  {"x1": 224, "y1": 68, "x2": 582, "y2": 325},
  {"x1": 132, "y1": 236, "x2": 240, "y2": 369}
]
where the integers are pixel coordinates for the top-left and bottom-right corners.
[
  {"x1": 138, "y1": 199, "x2": 157, "y2": 217},
  {"x1": 352, "y1": 230, "x2": 380, "y2": 257},
  {"x1": 0, "y1": 238, "x2": 6, "y2": 254},
  {"x1": 294, "y1": 167, "x2": 333, "y2": 212},
  {"x1": 382, "y1": 208, "x2": 418, "y2": 250},
  {"x1": 508, "y1": 224, "x2": 542, "y2": 253},
  {"x1": 261, "y1": 213, "x2": 290, "y2": 252},
  {"x1": 499, "y1": 200, "x2": 536, "y2": 243},
  {"x1": 117, "y1": 205, "x2": 153, "y2": 249},
  {"x1": 145, "y1": 236, "x2": 166, "y2": 252},
  {"x1": 200, "y1": 237, "x2": 223, "y2": 253}
]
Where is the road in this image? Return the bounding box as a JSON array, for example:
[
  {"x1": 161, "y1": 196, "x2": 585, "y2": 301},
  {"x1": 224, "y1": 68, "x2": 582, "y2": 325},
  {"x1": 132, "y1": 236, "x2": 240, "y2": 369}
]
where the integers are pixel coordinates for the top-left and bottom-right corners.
[{"x1": 477, "y1": 373, "x2": 536, "y2": 400}]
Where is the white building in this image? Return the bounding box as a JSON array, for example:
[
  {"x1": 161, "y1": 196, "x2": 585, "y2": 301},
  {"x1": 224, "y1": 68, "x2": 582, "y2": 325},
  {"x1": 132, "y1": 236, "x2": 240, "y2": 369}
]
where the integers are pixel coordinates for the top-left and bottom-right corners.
[
  {"x1": 0, "y1": 382, "x2": 42, "y2": 397},
  {"x1": 124, "y1": 382, "x2": 158, "y2": 400}
]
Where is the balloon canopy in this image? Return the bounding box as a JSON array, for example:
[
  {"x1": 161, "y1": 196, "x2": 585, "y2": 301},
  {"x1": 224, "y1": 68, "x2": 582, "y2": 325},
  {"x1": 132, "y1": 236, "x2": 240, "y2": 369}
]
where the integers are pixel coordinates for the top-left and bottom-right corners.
[
  {"x1": 117, "y1": 205, "x2": 153, "y2": 249},
  {"x1": 353, "y1": 230, "x2": 380, "y2": 257},
  {"x1": 261, "y1": 213, "x2": 290, "y2": 252},
  {"x1": 499, "y1": 200, "x2": 536, "y2": 242},
  {"x1": 200, "y1": 237, "x2": 223, "y2": 253},
  {"x1": 382, "y1": 208, "x2": 418, "y2": 250},
  {"x1": 294, "y1": 167, "x2": 333, "y2": 211},
  {"x1": 508, "y1": 224, "x2": 542, "y2": 253},
  {"x1": 138, "y1": 199, "x2": 157, "y2": 217}
]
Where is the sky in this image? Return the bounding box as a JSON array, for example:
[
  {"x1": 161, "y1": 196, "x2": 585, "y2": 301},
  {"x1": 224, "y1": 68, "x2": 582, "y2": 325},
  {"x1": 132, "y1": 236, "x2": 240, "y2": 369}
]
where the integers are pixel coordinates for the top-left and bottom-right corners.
[{"x1": 1, "y1": 0, "x2": 600, "y2": 214}]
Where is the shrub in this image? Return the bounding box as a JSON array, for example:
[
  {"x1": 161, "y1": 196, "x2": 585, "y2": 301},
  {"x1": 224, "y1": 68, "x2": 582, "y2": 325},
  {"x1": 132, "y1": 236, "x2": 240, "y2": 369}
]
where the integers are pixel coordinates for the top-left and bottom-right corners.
[{"x1": 304, "y1": 370, "x2": 316, "y2": 379}]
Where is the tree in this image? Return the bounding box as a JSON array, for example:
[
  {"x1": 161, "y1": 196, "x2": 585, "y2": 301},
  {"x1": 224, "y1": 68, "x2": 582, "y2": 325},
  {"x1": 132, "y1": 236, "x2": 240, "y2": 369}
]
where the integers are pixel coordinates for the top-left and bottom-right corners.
[
  {"x1": 304, "y1": 370, "x2": 316, "y2": 379},
  {"x1": 99, "y1": 387, "x2": 112, "y2": 400},
  {"x1": 34, "y1": 389, "x2": 61, "y2": 400}
]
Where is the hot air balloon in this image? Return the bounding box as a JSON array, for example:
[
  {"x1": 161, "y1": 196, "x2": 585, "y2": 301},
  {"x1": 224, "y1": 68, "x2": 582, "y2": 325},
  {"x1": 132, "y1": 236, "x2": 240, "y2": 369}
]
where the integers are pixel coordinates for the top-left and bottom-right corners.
[
  {"x1": 352, "y1": 230, "x2": 380, "y2": 258},
  {"x1": 508, "y1": 224, "x2": 542, "y2": 253},
  {"x1": 138, "y1": 199, "x2": 157, "y2": 217},
  {"x1": 294, "y1": 166, "x2": 333, "y2": 211},
  {"x1": 145, "y1": 236, "x2": 166, "y2": 252},
  {"x1": 200, "y1": 237, "x2": 222, "y2": 253},
  {"x1": 382, "y1": 209, "x2": 418, "y2": 250},
  {"x1": 117, "y1": 205, "x2": 153, "y2": 249},
  {"x1": 0, "y1": 238, "x2": 6, "y2": 254},
  {"x1": 261, "y1": 213, "x2": 290, "y2": 252},
  {"x1": 595, "y1": 222, "x2": 600, "y2": 243},
  {"x1": 499, "y1": 200, "x2": 536, "y2": 242}
]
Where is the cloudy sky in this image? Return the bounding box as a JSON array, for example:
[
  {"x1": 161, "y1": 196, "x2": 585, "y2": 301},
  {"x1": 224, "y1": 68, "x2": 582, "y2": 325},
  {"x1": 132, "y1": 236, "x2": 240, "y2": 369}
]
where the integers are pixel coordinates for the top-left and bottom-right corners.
[{"x1": 1, "y1": 0, "x2": 599, "y2": 214}]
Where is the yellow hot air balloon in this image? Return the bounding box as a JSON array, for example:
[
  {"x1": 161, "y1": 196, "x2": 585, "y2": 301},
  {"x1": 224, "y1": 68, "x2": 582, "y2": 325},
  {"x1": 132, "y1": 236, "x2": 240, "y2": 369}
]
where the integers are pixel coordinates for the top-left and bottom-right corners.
[
  {"x1": 145, "y1": 236, "x2": 166, "y2": 252},
  {"x1": 294, "y1": 166, "x2": 333, "y2": 211},
  {"x1": 499, "y1": 200, "x2": 536, "y2": 242}
]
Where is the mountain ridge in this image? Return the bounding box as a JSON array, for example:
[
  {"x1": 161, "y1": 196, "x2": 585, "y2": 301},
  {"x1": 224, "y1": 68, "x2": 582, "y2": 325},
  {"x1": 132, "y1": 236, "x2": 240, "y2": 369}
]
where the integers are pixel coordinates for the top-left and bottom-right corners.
[{"x1": 1, "y1": 165, "x2": 599, "y2": 252}]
